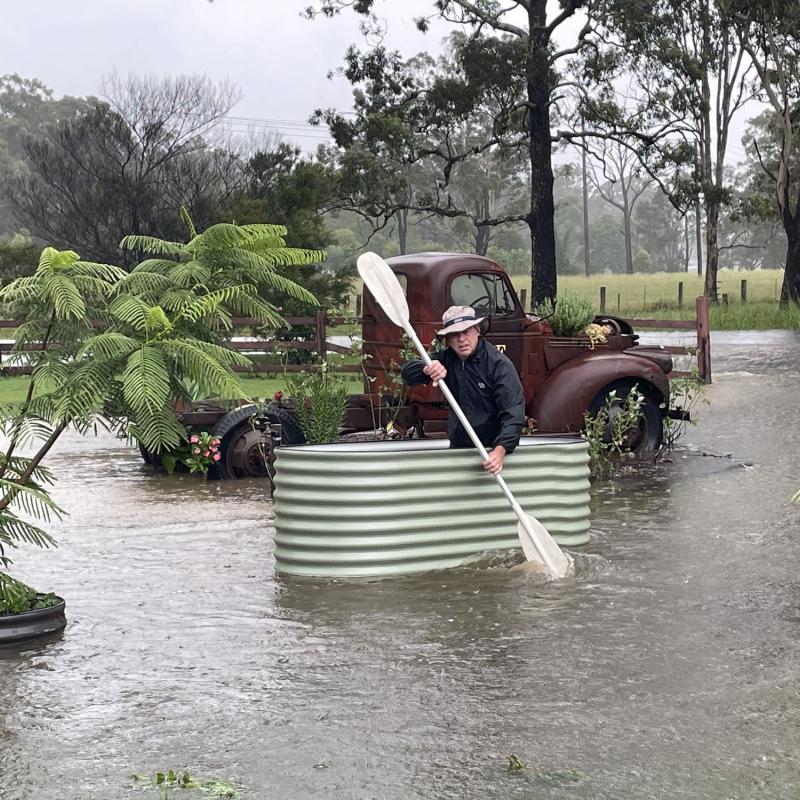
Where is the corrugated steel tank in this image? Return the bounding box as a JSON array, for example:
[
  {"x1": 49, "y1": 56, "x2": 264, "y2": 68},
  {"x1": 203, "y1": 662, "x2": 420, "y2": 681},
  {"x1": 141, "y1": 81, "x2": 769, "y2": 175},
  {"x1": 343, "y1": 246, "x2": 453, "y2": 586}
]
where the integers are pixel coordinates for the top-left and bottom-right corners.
[{"x1": 273, "y1": 436, "x2": 590, "y2": 578}]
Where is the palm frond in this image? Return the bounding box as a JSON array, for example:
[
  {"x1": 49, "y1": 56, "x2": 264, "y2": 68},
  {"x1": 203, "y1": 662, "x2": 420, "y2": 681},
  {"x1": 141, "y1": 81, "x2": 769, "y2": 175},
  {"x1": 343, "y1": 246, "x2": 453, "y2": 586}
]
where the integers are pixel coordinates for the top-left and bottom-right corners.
[
  {"x1": 160, "y1": 339, "x2": 246, "y2": 398},
  {"x1": 32, "y1": 361, "x2": 70, "y2": 394},
  {"x1": 180, "y1": 206, "x2": 198, "y2": 239},
  {"x1": 176, "y1": 285, "x2": 257, "y2": 324},
  {"x1": 166, "y1": 260, "x2": 210, "y2": 288},
  {"x1": 0, "y1": 275, "x2": 41, "y2": 305},
  {"x1": 130, "y1": 258, "x2": 182, "y2": 274},
  {"x1": 240, "y1": 223, "x2": 289, "y2": 239},
  {"x1": 248, "y1": 245, "x2": 326, "y2": 267},
  {"x1": 1, "y1": 456, "x2": 57, "y2": 486},
  {"x1": 53, "y1": 361, "x2": 118, "y2": 423},
  {"x1": 113, "y1": 270, "x2": 174, "y2": 299},
  {"x1": 70, "y1": 261, "x2": 127, "y2": 283},
  {"x1": 77, "y1": 331, "x2": 139, "y2": 361},
  {"x1": 0, "y1": 512, "x2": 58, "y2": 550},
  {"x1": 158, "y1": 288, "x2": 198, "y2": 313},
  {"x1": 219, "y1": 291, "x2": 289, "y2": 329},
  {"x1": 194, "y1": 223, "x2": 261, "y2": 251},
  {"x1": 122, "y1": 346, "x2": 171, "y2": 414},
  {"x1": 120, "y1": 235, "x2": 187, "y2": 256},
  {"x1": 0, "y1": 478, "x2": 65, "y2": 525},
  {"x1": 43, "y1": 273, "x2": 87, "y2": 320},
  {"x1": 126, "y1": 407, "x2": 187, "y2": 453},
  {"x1": 108, "y1": 296, "x2": 150, "y2": 332},
  {"x1": 1, "y1": 412, "x2": 55, "y2": 444}
]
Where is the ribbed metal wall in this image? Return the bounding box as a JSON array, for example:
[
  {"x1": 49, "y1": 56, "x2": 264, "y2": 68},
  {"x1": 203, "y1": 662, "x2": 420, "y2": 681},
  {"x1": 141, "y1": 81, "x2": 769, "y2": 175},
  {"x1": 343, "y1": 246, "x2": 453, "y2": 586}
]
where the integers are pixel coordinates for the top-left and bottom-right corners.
[{"x1": 273, "y1": 436, "x2": 590, "y2": 578}]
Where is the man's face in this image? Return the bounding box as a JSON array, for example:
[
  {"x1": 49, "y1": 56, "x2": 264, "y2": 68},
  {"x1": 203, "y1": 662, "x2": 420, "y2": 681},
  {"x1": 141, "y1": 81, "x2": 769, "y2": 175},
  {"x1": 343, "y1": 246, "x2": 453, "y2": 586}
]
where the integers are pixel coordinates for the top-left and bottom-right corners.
[{"x1": 445, "y1": 325, "x2": 480, "y2": 360}]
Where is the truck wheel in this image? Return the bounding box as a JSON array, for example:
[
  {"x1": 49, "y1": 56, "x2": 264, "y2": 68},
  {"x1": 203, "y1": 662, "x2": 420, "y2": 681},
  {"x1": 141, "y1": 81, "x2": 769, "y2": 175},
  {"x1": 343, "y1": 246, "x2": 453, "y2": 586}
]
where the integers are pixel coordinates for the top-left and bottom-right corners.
[
  {"x1": 587, "y1": 381, "x2": 663, "y2": 453},
  {"x1": 212, "y1": 403, "x2": 305, "y2": 480}
]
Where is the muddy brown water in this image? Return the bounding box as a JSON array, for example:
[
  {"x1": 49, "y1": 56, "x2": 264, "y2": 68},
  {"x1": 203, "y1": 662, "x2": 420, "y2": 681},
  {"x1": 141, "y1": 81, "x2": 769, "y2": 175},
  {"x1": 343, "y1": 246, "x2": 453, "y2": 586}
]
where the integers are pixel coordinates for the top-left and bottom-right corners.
[{"x1": 1, "y1": 332, "x2": 799, "y2": 800}]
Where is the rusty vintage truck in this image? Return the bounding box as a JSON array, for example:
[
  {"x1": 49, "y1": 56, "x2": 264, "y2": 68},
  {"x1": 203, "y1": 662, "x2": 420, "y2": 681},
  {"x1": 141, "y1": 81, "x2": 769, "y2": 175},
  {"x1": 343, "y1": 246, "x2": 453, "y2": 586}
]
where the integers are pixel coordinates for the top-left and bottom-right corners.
[{"x1": 169, "y1": 252, "x2": 677, "y2": 479}]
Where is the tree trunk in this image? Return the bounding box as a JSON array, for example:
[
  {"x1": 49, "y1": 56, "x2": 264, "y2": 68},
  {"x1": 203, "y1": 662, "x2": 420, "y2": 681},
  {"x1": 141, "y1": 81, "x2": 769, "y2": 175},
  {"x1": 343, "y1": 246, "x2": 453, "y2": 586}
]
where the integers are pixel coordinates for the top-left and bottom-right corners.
[
  {"x1": 581, "y1": 133, "x2": 591, "y2": 277},
  {"x1": 397, "y1": 208, "x2": 408, "y2": 255},
  {"x1": 704, "y1": 200, "x2": 719, "y2": 301},
  {"x1": 695, "y1": 197, "x2": 703, "y2": 276},
  {"x1": 622, "y1": 187, "x2": 634, "y2": 274},
  {"x1": 526, "y1": 1, "x2": 557, "y2": 305},
  {"x1": 683, "y1": 214, "x2": 691, "y2": 272},
  {"x1": 781, "y1": 220, "x2": 800, "y2": 306},
  {"x1": 475, "y1": 224, "x2": 491, "y2": 256}
]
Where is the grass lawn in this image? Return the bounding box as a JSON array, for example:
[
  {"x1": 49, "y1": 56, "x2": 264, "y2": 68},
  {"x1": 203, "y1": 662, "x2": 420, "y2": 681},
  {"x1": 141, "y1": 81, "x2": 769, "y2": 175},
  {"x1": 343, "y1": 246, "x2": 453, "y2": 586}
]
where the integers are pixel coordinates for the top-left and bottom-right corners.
[
  {"x1": 509, "y1": 269, "x2": 800, "y2": 330},
  {"x1": 0, "y1": 373, "x2": 366, "y2": 406}
]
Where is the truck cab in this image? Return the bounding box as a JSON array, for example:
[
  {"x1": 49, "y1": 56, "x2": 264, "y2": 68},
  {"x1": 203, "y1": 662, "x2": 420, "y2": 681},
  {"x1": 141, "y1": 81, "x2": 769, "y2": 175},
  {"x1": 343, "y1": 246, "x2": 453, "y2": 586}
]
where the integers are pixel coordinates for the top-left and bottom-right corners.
[{"x1": 358, "y1": 252, "x2": 672, "y2": 451}]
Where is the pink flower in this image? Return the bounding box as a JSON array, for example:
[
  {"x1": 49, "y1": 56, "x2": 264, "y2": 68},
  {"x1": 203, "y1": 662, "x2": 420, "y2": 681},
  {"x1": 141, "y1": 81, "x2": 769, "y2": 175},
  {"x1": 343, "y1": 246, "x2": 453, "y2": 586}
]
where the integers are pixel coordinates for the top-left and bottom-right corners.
[
  {"x1": 274, "y1": 390, "x2": 283, "y2": 402},
  {"x1": 190, "y1": 435, "x2": 199, "y2": 444},
  {"x1": 213, "y1": 453, "x2": 221, "y2": 461},
  {"x1": 204, "y1": 449, "x2": 211, "y2": 457},
  {"x1": 211, "y1": 438, "x2": 220, "y2": 446}
]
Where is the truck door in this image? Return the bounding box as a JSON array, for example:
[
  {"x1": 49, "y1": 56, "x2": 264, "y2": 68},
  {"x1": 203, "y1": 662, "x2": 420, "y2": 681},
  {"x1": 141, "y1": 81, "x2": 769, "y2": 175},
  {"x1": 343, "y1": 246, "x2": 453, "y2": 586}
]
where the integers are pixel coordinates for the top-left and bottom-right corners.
[{"x1": 448, "y1": 271, "x2": 525, "y2": 370}]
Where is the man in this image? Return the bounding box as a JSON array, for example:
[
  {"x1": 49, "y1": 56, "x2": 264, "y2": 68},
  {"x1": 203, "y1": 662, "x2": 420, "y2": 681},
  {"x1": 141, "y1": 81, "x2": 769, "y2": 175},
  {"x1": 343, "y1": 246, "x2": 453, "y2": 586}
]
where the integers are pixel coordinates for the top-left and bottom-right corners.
[{"x1": 401, "y1": 305, "x2": 525, "y2": 475}]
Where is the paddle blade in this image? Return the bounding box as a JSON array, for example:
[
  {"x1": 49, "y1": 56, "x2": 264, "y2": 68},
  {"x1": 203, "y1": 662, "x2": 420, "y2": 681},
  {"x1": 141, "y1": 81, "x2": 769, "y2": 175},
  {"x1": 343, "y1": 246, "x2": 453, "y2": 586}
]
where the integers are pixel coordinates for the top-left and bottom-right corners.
[
  {"x1": 517, "y1": 514, "x2": 573, "y2": 578},
  {"x1": 357, "y1": 251, "x2": 410, "y2": 329}
]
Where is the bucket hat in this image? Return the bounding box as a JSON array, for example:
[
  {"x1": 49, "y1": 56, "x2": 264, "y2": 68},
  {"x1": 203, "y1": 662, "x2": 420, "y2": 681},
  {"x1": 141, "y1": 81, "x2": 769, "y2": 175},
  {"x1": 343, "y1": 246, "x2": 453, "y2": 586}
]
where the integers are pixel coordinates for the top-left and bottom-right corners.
[{"x1": 436, "y1": 305, "x2": 486, "y2": 336}]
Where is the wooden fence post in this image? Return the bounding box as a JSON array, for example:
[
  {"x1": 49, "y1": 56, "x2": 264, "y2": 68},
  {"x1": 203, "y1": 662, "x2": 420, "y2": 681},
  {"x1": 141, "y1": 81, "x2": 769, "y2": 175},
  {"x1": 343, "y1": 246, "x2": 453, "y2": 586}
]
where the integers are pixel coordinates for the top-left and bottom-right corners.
[
  {"x1": 316, "y1": 307, "x2": 327, "y2": 362},
  {"x1": 696, "y1": 295, "x2": 711, "y2": 384},
  {"x1": 740, "y1": 279, "x2": 748, "y2": 303},
  {"x1": 678, "y1": 281, "x2": 684, "y2": 309},
  {"x1": 617, "y1": 293, "x2": 621, "y2": 312},
  {"x1": 599, "y1": 286, "x2": 606, "y2": 313},
  {"x1": 520, "y1": 288, "x2": 527, "y2": 310},
  {"x1": 355, "y1": 295, "x2": 362, "y2": 317}
]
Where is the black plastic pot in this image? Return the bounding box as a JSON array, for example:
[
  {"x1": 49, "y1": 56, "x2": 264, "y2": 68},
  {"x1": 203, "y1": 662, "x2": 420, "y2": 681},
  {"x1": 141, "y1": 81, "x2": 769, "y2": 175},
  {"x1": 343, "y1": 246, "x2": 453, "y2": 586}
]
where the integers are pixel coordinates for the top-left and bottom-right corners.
[{"x1": 0, "y1": 596, "x2": 66, "y2": 645}]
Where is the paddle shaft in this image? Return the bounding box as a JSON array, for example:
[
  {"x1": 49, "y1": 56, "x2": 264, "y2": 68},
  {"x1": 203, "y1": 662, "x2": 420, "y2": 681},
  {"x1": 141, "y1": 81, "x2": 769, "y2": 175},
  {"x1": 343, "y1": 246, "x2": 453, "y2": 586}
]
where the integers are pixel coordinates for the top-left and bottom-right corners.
[{"x1": 403, "y1": 327, "x2": 556, "y2": 570}]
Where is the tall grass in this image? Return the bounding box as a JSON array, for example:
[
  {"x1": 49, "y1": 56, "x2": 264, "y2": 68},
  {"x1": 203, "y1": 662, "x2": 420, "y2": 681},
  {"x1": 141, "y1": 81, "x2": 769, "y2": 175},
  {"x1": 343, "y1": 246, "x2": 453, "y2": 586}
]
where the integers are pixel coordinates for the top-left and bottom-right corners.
[{"x1": 512, "y1": 269, "x2": 799, "y2": 330}]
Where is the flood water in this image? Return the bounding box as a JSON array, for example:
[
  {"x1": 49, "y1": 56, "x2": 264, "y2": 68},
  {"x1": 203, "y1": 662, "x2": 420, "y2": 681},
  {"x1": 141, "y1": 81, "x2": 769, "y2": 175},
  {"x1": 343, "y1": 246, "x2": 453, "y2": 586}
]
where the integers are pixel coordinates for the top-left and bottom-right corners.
[{"x1": 1, "y1": 331, "x2": 799, "y2": 800}]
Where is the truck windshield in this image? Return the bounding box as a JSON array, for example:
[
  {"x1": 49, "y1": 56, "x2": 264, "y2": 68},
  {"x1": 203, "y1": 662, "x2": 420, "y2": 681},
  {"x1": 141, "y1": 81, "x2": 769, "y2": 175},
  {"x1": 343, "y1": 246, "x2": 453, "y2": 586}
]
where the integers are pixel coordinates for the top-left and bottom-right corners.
[{"x1": 449, "y1": 273, "x2": 516, "y2": 317}]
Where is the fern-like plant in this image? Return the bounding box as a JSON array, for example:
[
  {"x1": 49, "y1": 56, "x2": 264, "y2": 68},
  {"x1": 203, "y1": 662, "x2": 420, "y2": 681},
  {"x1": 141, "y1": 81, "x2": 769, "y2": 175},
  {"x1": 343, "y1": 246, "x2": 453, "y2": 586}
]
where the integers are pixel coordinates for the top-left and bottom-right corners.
[
  {"x1": 0, "y1": 244, "x2": 270, "y2": 610},
  {"x1": 117, "y1": 214, "x2": 322, "y2": 332}
]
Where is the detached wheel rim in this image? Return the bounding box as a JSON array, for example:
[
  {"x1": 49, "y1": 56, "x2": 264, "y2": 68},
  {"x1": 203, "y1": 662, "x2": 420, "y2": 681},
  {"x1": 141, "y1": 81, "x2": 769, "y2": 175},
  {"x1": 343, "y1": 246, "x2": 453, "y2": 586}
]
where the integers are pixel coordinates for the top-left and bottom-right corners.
[{"x1": 223, "y1": 426, "x2": 275, "y2": 479}]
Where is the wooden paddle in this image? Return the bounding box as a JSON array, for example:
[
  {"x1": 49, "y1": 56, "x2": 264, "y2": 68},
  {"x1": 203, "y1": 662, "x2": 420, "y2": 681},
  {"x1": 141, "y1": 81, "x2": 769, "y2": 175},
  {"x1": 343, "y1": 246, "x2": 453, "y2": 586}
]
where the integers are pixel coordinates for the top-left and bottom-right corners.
[{"x1": 356, "y1": 251, "x2": 573, "y2": 579}]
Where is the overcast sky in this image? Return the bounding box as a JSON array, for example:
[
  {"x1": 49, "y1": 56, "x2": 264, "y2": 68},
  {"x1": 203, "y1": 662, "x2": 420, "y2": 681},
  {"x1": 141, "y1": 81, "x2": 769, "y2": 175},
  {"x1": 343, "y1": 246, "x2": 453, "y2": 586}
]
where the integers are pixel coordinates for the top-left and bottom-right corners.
[
  {"x1": 1, "y1": 1, "x2": 755, "y2": 162},
  {"x1": 1, "y1": 0, "x2": 453, "y2": 147}
]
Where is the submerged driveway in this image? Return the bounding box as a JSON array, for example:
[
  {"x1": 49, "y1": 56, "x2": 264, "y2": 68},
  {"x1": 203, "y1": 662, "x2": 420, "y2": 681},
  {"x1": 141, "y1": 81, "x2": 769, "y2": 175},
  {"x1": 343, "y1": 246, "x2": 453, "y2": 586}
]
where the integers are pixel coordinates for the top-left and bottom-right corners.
[{"x1": 1, "y1": 331, "x2": 799, "y2": 800}]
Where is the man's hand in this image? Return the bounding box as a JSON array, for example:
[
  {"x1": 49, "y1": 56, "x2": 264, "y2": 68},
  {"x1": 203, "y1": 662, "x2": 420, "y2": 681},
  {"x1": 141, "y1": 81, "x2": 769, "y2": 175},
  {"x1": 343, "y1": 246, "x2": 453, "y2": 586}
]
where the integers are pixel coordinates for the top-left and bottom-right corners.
[
  {"x1": 482, "y1": 445, "x2": 507, "y2": 475},
  {"x1": 423, "y1": 361, "x2": 447, "y2": 387}
]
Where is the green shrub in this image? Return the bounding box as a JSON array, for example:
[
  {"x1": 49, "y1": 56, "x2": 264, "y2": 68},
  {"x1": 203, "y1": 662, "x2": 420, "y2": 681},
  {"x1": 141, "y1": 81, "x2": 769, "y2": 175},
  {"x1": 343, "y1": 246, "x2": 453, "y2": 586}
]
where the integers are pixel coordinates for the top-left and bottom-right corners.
[
  {"x1": 534, "y1": 294, "x2": 596, "y2": 337},
  {"x1": 286, "y1": 364, "x2": 349, "y2": 443}
]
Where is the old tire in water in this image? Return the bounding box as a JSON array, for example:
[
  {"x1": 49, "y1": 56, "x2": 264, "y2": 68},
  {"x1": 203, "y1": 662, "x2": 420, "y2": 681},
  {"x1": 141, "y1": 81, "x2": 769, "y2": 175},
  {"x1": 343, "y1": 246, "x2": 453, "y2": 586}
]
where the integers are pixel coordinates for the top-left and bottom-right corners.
[
  {"x1": 0, "y1": 596, "x2": 66, "y2": 644},
  {"x1": 212, "y1": 403, "x2": 305, "y2": 480},
  {"x1": 587, "y1": 380, "x2": 663, "y2": 454}
]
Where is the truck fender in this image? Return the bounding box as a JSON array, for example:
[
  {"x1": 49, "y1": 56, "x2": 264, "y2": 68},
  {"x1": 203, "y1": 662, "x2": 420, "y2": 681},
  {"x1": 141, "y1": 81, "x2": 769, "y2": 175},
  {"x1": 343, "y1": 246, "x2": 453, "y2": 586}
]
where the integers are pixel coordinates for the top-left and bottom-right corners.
[{"x1": 532, "y1": 351, "x2": 670, "y2": 433}]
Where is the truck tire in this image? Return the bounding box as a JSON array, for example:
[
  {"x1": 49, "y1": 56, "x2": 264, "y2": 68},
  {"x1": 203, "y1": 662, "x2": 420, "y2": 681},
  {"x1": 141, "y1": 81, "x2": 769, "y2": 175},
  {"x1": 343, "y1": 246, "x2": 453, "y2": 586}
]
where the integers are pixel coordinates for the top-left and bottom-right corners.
[
  {"x1": 212, "y1": 403, "x2": 305, "y2": 480},
  {"x1": 587, "y1": 380, "x2": 663, "y2": 454}
]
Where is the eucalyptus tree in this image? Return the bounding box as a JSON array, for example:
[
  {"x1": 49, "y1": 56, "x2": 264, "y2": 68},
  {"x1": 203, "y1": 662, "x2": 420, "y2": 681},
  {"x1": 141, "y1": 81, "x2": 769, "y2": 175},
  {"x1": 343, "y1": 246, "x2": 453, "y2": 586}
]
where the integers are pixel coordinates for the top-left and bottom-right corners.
[
  {"x1": 730, "y1": 0, "x2": 800, "y2": 304},
  {"x1": 586, "y1": 139, "x2": 652, "y2": 274},
  {"x1": 307, "y1": 1, "x2": 599, "y2": 305},
  {"x1": 587, "y1": 0, "x2": 753, "y2": 300}
]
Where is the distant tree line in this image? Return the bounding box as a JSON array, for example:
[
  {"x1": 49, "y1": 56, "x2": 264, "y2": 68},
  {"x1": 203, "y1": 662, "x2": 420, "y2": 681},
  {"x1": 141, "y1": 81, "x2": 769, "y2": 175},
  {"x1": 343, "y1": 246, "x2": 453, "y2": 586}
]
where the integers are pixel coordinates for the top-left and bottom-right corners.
[{"x1": 4, "y1": 0, "x2": 800, "y2": 311}]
